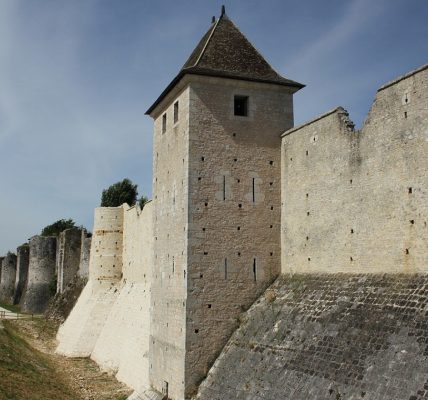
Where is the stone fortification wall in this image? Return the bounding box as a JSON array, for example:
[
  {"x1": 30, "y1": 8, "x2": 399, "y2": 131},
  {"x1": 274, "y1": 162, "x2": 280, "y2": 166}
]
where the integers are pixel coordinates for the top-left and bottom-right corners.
[
  {"x1": 150, "y1": 85, "x2": 190, "y2": 400},
  {"x1": 184, "y1": 77, "x2": 293, "y2": 397},
  {"x1": 196, "y1": 273, "x2": 428, "y2": 400},
  {"x1": 56, "y1": 228, "x2": 83, "y2": 293},
  {"x1": 78, "y1": 230, "x2": 91, "y2": 279},
  {"x1": 281, "y1": 65, "x2": 428, "y2": 274},
  {"x1": 13, "y1": 244, "x2": 29, "y2": 304},
  {"x1": 56, "y1": 207, "x2": 123, "y2": 357},
  {"x1": 91, "y1": 202, "x2": 153, "y2": 394},
  {"x1": 0, "y1": 252, "x2": 17, "y2": 303},
  {"x1": 20, "y1": 236, "x2": 57, "y2": 313}
]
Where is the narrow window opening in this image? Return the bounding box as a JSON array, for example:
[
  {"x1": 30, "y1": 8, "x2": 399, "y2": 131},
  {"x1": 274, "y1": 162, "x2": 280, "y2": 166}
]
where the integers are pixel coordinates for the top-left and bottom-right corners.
[
  {"x1": 306, "y1": 193, "x2": 309, "y2": 198},
  {"x1": 269, "y1": 182, "x2": 273, "y2": 186},
  {"x1": 290, "y1": 157, "x2": 293, "y2": 161},
  {"x1": 351, "y1": 229, "x2": 354, "y2": 234},
  {"x1": 237, "y1": 226, "x2": 241, "y2": 231},
  {"x1": 205, "y1": 202, "x2": 208, "y2": 207},
  {"x1": 270, "y1": 225, "x2": 273, "y2": 228},
  {"x1": 350, "y1": 179, "x2": 353, "y2": 184},
  {"x1": 198, "y1": 177, "x2": 201, "y2": 181},
  {"x1": 200, "y1": 274, "x2": 203, "y2": 278},
  {"x1": 270, "y1": 252, "x2": 273, "y2": 256},
  {"x1": 237, "y1": 179, "x2": 241, "y2": 183},
  {"x1": 207, "y1": 304, "x2": 212, "y2": 309},
  {"x1": 404, "y1": 111, "x2": 407, "y2": 119},
  {"x1": 270, "y1": 206, "x2": 274, "y2": 210},
  {"x1": 223, "y1": 175, "x2": 226, "y2": 201},
  {"x1": 237, "y1": 252, "x2": 241, "y2": 257},
  {"x1": 306, "y1": 236, "x2": 309, "y2": 241},
  {"x1": 252, "y1": 178, "x2": 256, "y2": 202},
  {"x1": 307, "y1": 211, "x2": 310, "y2": 216},
  {"x1": 234, "y1": 95, "x2": 248, "y2": 116},
  {"x1": 233, "y1": 133, "x2": 236, "y2": 137},
  {"x1": 308, "y1": 257, "x2": 311, "y2": 261},
  {"x1": 410, "y1": 219, "x2": 415, "y2": 225},
  {"x1": 184, "y1": 270, "x2": 186, "y2": 279},
  {"x1": 234, "y1": 158, "x2": 237, "y2": 162},
  {"x1": 162, "y1": 113, "x2": 166, "y2": 134},
  {"x1": 269, "y1": 160, "x2": 274, "y2": 165},
  {"x1": 306, "y1": 150, "x2": 309, "y2": 156},
  {"x1": 203, "y1": 251, "x2": 208, "y2": 255},
  {"x1": 195, "y1": 329, "x2": 199, "y2": 334},
  {"x1": 405, "y1": 248, "x2": 409, "y2": 255},
  {"x1": 202, "y1": 227, "x2": 206, "y2": 231},
  {"x1": 253, "y1": 258, "x2": 257, "y2": 282},
  {"x1": 224, "y1": 258, "x2": 228, "y2": 280},
  {"x1": 172, "y1": 256, "x2": 175, "y2": 273},
  {"x1": 238, "y1": 203, "x2": 242, "y2": 208},
  {"x1": 408, "y1": 187, "x2": 412, "y2": 194},
  {"x1": 201, "y1": 156, "x2": 205, "y2": 162},
  {"x1": 174, "y1": 101, "x2": 179, "y2": 123}
]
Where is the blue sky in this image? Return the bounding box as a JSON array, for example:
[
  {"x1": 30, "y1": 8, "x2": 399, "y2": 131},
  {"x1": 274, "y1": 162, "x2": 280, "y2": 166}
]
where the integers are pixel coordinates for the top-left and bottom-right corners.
[{"x1": 0, "y1": 0, "x2": 427, "y2": 254}]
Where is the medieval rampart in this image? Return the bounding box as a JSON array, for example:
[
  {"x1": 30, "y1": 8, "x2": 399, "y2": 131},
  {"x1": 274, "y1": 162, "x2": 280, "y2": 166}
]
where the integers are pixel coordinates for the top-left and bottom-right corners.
[
  {"x1": 20, "y1": 235, "x2": 57, "y2": 313},
  {"x1": 281, "y1": 64, "x2": 428, "y2": 274},
  {"x1": 13, "y1": 244, "x2": 29, "y2": 304},
  {"x1": 0, "y1": 252, "x2": 17, "y2": 303}
]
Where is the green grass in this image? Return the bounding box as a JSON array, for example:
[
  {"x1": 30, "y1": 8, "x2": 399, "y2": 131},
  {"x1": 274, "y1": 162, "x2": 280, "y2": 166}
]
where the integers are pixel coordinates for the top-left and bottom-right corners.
[
  {"x1": 0, "y1": 301, "x2": 21, "y2": 314},
  {"x1": 0, "y1": 321, "x2": 79, "y2": 400}
]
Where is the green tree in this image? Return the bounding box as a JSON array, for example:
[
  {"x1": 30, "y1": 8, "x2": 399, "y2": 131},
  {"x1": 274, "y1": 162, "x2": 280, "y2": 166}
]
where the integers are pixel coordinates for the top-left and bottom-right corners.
[
  {"x1": 101, "y1": 178, "x2": 138, "y2": 207},
  {"x1": 41, "y1": 219, "x2": 76, "y2": 237},
  {"x1": 139, "y1": 195, "x2": 149, "y2": 209}
]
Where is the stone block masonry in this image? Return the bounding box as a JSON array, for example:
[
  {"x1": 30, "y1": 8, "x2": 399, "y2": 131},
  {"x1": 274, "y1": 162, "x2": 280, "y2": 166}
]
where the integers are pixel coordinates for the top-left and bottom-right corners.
[
  {"x1": 0, "y1": 252, "x2": 17, "y2": 303},
  {"x1": 13, "y1": 244, "x2": 29, "y2": 304},
  {"x1": 281, "y1": 64, "x2": 428, "y2": 275},
  {"x1": 20, "y1": 236, "x2": 57, "y2": 313},
  {"x1": 78, "y1": 229, "x2": 91, "y2": 279},
  {"x1": 56, "y1": 206, "x2": 124, "y2": 357},
  {"x1": 56, "y1": 228, "x2": 84, "y2": 293},
  {"x1": 196, "y1": 273, "x2": 428, "y2": 400}
]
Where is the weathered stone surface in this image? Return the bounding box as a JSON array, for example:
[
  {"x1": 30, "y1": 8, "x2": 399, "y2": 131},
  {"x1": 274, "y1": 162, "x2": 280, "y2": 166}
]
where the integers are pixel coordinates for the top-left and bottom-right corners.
[
  {"x1": 21, "y1": 236, "x2": 57, "y2": 313},
  {"x1": 196, "y1": 274, "x2": 428, "y2": 400},
  {"x1": 56, "y1": 207, "x2": 124, "y2": 357},
  {"x1": 13, "y1": 244, "x2": 29, "y2": 304},
  {"x1": 56, "y1": 228, "x2": 83, "y2": 293},
  {"x1": 78, "y1": 230, "x2": 91, "y2": 279},
  {"x1": 281, "y1": 64, "x2": 428, "y2": 275},
  {"x1": 0, "y1": 252, "x2": 17, "y2": 303}
]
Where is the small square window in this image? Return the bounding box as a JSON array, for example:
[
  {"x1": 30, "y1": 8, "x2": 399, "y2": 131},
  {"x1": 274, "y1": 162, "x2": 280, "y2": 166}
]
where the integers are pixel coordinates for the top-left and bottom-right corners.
[
  {"x1": 174, "y1": 101, "x2": 179, "y2": 123},
  {"x1": 162, "y1": 113, "x2": 167, "y2": 134},
  {"x1": 234, "y1": 95, "x2": 248, "y2": 116}
]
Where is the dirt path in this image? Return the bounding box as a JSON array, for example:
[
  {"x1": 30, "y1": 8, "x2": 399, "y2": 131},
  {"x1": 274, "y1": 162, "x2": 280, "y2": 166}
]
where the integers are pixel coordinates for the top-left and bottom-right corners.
[{"x1": 8, "y1": 318, "x2": 133, "y2": 400}]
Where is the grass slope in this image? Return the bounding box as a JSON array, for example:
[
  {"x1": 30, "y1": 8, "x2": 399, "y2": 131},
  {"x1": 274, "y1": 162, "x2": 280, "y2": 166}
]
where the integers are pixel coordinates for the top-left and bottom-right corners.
[{"x1": 0, "y1": 321, "x2": 78, "y2": 400}]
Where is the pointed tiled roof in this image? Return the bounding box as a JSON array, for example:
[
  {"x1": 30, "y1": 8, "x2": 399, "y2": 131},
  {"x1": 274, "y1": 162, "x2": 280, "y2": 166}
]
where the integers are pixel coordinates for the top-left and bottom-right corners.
[{"x1": 146, "y1": 9, "x2": 304, "y2": 115}]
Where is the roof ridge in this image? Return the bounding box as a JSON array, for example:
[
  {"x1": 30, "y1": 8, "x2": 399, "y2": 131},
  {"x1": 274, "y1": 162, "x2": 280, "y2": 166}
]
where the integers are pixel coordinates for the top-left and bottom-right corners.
[{"x1": 194, "y1": 17, "x2": 221, "y2": 67}]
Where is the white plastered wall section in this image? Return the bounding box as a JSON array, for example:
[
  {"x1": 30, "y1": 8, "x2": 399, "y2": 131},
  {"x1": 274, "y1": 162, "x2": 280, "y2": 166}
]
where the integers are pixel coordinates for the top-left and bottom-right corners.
[
  {"x1": 281, "y1": 65, "x2": 428, "y2": 274},
  {"x1": 56, "y1": 206, "x2": 124, "y2": 356},
  {"x1": 91, "y1": 202, "x2": 153, "y2": 394}
]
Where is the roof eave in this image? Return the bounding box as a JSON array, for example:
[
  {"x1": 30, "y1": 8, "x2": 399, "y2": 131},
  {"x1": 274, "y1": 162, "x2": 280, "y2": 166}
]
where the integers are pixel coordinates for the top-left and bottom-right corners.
[{"x1": 145, "y1": 70, "x2": 305, "y2": 117}]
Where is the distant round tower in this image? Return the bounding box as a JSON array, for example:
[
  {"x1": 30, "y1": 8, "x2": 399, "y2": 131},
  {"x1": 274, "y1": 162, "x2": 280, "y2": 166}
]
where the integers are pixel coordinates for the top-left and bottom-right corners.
[
  {"x1": 21, "y1": 236, "x2": 57, "y2": 313},
  {"x1": 0, "y1": 252, "x2": 17, "y2": 304},
  {"x1": 13, "y1": 244, "x2": 30, "y2": 304},
  {"x1": 89, "y1": 207, "x2": 123, "y2": 283}
]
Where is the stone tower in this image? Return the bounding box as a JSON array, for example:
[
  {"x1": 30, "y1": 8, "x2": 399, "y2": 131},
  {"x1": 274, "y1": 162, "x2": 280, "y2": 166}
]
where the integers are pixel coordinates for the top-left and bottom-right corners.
[{"x1": 146, "y1": 8, "x2": 303, "y2": 399}]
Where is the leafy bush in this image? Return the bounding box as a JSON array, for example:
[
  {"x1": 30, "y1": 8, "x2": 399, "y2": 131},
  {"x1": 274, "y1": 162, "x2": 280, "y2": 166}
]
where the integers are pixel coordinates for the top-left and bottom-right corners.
[
  {"x1": 41, "y1": 219, "x2": 75, "y2": 237},
  {"x1": 100, "y1": 178, "x2": 138, "y2": 207}
]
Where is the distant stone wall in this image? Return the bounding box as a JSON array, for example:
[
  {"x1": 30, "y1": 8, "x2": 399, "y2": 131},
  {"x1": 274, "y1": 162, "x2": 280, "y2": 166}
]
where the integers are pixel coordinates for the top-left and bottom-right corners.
[
  {"x1": 196, "y1": 273, "x2": 428, "y2": 400},
  {"x1": 0, "y1": 252, "x2": 17, "y2": 303},
  {"x1": 21, "y1": 236, "x2": 57, "y2": 313},
  {"x1": 281, "y1": 65, "x2": 428, "y2": 274},
  {"x1": 13, "y1": 244, "x2": 29, "y2": 304},
  {"x1": 56, "y1": 228, "x2": 83, "y2": 293},
  {"x1": 78, "y1": 230, "x2": 91, "y2": 279}
]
